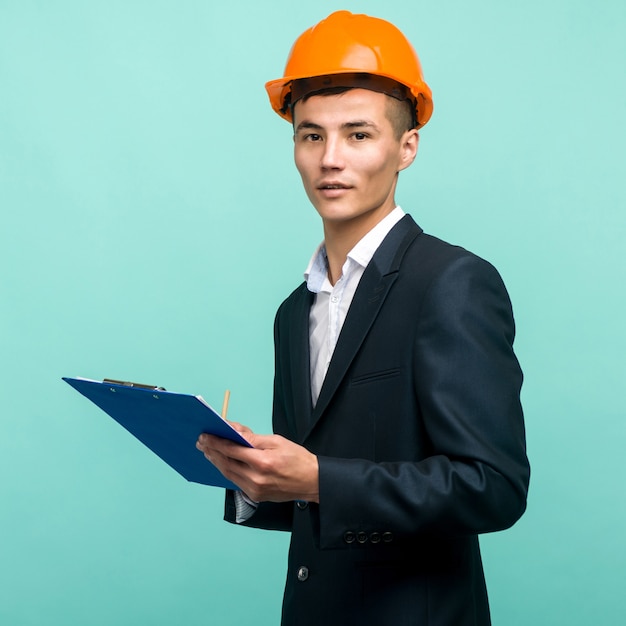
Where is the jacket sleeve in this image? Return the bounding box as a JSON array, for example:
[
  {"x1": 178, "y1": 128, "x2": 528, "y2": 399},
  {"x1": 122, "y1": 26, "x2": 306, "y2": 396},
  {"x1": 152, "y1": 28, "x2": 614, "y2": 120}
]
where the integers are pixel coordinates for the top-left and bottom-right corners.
[
  {"x1": 224, "y1": 490, "x2": 293, "y2": 532},
  {"x1": 316, "y1": 255, "x2": 530, "y2": 549}
]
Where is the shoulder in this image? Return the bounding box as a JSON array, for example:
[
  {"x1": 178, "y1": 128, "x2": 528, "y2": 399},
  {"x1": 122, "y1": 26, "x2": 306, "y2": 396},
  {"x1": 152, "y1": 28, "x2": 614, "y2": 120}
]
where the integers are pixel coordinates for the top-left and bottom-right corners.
[
  {"x1": 408, "y1": 230, "x2": 485, "y2": 267},
  {"x1": 401, "y1": 229, "x2": 505, "y2": 289},
  {"x1": 393, "y1": 230, "x2": 516, "y2": 331},
  {"x1": 274, "y1": 282, "x2": 311, "y2": 326},
  {"x1": 380, "y1": 215, "x2": 499, "y2": 281}
]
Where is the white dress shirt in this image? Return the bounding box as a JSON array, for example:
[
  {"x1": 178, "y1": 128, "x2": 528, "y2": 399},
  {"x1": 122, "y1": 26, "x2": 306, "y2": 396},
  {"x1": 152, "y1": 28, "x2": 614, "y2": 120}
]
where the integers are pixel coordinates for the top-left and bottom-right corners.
[{"x1": 305, "y1": 206, "x2": 405, "y2": 406}]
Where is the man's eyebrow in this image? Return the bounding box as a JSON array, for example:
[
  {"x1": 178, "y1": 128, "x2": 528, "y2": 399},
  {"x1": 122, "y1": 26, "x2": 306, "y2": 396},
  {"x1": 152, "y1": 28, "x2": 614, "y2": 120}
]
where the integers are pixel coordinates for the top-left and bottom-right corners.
[
  {"x1": 295, "y1": 121, "x2": 323, "y2": 133},
  {"x1": 295, "y1": 120, "x2": 379, "y2": 132},
  {"x1": 342, "y1": 120, "x2": 378, "y2": 130}
]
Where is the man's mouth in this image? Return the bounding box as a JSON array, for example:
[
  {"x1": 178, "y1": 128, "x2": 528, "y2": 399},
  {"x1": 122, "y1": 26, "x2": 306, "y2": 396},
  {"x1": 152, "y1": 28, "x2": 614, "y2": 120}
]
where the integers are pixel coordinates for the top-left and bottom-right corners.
[{"x1": 318, "y1": 182, "x2": 351, "y2": 190}]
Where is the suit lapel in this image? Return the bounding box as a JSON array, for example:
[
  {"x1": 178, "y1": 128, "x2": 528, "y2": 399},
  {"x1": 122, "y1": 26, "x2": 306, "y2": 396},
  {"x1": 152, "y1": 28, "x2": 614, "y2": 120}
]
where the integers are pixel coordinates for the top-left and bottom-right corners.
[
  {"x1": 286, "y1": 286, "x2": 315, "y2": 442},
  {"x1": 304, "y1": 215, "x2": 423, "y2": 440}
]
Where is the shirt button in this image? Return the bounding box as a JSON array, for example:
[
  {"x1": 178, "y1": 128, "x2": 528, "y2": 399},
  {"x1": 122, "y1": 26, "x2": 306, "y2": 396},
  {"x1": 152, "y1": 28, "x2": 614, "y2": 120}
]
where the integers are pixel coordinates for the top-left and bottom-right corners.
[
  {"x1": 331, "y1": 295, "x2": 339, "y2": 303},
  {"x1": 344, "y1": 531, "x2": 356, "y2": 544},
  {"x1": 357, "y1": 531, "x2": 368, "y2": 544},
  {"x1": 297, "y1": 566, "x2": 309, "y2": 582},
  {"x1": 382, "y1": 532, "x2": 394, "y2": 543},
  {"x1": 370, "y1": 532, "x2": 381, "y2": 544},
  {"x1": 296, "y1": 501, "x2": 308, "y2": 510}
]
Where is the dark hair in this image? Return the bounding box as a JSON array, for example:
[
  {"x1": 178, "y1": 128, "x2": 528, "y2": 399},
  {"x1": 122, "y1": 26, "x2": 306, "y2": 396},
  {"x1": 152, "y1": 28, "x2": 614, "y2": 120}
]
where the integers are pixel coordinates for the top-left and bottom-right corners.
[
  {"x1": 384, "y1": 95, "x2": 416, "y2": 140},
  {"x1": 296, "y1": 86, "x2": 415, "y2": 140},
  {"x1": 290, "y1": 74, "x2": 417, "y2": 139}
]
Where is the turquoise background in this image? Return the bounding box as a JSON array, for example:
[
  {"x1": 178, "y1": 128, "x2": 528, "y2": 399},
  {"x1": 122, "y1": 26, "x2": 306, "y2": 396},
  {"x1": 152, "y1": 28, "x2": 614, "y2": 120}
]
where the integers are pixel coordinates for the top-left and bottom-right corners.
[{"x1": 1, "y1": 1, "x2": 624, "y2": 624}]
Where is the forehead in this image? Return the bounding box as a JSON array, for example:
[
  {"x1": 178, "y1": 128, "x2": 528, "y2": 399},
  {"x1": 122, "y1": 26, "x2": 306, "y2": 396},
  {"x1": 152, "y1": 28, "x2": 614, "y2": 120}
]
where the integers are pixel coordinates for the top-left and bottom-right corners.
[{"x1": 293, "y1": 88, "x2": 391, "y2": 127}]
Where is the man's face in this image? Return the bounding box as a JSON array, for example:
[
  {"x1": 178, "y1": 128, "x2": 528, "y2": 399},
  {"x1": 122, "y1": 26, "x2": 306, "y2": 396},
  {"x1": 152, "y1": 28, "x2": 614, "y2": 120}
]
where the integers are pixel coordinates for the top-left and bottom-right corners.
[{"x1": 293, "y1": 88, "x2": 417, "y2": 234}]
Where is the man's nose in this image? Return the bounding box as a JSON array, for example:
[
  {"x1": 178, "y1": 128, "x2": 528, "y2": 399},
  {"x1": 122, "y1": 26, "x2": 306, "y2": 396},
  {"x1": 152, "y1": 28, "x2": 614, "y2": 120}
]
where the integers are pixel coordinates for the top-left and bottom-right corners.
[{"x1": 320, "y1": 137, "x2": 344, "y2": 170}]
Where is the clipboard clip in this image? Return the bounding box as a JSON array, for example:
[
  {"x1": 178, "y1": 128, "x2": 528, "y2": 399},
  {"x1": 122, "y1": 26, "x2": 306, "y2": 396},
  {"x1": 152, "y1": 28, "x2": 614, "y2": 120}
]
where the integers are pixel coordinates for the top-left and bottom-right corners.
[{"x1": 103, "y1": 378, "x2": 166, "y2": 391}]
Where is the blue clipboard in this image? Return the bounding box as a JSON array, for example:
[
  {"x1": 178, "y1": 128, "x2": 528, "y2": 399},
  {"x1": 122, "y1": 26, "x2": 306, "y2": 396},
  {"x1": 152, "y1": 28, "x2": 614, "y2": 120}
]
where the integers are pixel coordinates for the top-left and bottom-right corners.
[{"x1": 63, "y1": 377, "x2": 251, "y2": 489}]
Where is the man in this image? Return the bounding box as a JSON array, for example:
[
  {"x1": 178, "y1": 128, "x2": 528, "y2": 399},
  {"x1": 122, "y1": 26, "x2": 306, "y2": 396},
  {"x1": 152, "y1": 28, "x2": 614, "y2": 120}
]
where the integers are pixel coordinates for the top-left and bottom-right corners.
[{"x1": 197, "y1": 11, "x2": 530, "y2": 626}]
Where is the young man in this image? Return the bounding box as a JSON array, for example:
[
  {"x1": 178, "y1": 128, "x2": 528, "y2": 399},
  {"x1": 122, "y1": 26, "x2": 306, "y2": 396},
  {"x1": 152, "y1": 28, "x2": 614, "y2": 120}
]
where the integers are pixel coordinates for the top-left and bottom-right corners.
[{"x1": 197, "y1": 11, "x2": 530, "y2": 626}]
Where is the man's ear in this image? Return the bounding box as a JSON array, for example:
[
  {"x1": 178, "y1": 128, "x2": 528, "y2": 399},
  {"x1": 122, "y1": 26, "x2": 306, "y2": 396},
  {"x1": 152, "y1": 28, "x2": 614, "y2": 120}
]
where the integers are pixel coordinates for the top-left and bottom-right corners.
[{"x1": 398, "y1": 129, "x2": 419, "y2": 172}]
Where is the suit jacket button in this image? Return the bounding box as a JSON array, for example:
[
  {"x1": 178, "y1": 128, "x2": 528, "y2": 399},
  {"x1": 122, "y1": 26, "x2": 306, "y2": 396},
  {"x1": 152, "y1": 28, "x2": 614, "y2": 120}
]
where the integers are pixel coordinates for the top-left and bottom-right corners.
[
  {"x1": 370, "y1": 532, "x2": 381, "y2": 544},
  {"x1": 382, "y1": 532, "x2": 394, "y2": 543},
  {"x1": 344, "y1": 531, "x2": 356, "y2": 544},
  {"x1": 297, "y1": 566, "x2": 309, "y2": 582},
  {"x1": 357, "y1": 531, "x2": 368, "y2": 544},
  {"x1": 296, "y1": 501, "x2": 308, "y2": 510}
]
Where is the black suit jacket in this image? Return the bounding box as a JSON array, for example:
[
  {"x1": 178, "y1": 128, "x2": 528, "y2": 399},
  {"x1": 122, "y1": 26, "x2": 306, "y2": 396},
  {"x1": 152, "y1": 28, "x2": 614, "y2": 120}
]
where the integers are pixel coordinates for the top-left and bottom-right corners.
[{"x1": 225, "y1": 215, "x2": 530, "y2": 626}]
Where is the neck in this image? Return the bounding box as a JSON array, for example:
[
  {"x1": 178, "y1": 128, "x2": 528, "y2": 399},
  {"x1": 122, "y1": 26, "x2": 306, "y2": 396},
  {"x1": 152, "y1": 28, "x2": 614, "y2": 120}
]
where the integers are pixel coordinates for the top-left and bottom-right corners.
[{"x1": 323, "y1": 204, "x2": 396, "y2": 285}]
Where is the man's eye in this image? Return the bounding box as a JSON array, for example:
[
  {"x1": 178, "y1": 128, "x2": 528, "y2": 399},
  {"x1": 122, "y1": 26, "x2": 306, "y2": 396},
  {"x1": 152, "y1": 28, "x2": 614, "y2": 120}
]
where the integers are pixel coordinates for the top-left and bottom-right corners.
[
  {"x1": 306, "y1": 134, "x2": 322, "y2": 141},
  {"x1": 353, "y1": 132, "x2": 368, "y2": 140}
]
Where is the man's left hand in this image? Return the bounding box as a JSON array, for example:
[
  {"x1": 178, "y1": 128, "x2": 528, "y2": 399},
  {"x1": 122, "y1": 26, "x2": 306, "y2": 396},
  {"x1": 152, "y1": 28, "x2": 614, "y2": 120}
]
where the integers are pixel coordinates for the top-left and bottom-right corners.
[{"x1": 196, "y1": 430, "x2": 319, "y2": 503}]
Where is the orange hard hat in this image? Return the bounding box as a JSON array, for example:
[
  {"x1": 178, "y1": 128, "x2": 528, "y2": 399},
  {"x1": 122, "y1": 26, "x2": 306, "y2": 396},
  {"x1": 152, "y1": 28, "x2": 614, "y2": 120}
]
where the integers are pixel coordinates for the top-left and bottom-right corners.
[{"x1": 265, "y1": 10, "x2": 433, "y2": 128}]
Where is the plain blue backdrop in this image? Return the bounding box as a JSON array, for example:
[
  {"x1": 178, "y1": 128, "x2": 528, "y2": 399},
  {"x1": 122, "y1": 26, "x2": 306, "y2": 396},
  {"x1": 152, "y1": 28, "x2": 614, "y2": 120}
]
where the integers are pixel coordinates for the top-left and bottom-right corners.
[{"x1": 1, "y1": 1, "x2": 624, "y2": 624}]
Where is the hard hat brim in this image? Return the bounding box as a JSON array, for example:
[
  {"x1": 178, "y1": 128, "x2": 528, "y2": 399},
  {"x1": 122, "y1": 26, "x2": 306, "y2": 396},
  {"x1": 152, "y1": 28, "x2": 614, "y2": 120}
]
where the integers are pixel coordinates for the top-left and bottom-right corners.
[{"x1": 265, "y1": 71, "x2": 433, "y2": 128}]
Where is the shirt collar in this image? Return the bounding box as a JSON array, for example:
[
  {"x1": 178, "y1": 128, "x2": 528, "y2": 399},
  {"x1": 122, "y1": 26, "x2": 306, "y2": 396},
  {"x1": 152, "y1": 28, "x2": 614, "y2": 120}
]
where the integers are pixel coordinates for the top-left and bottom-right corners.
[
  {"x1": 304, "y1": 242, "x2": 330, "y2": 293},
  {"x1": 304, "y1": 206, "x2": 405, "y2": 293}
]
